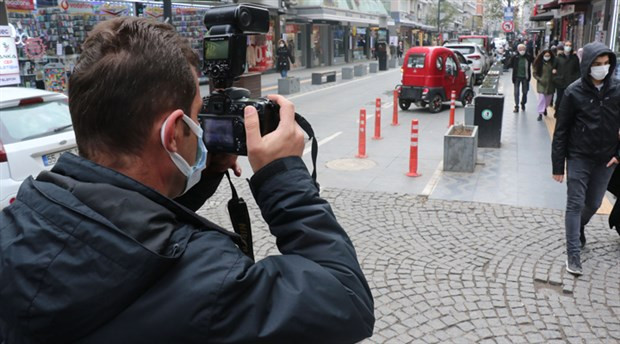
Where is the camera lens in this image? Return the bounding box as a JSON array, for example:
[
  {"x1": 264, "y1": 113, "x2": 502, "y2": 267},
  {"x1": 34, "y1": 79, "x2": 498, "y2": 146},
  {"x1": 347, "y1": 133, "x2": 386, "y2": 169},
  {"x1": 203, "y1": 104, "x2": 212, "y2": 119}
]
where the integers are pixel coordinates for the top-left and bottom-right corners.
[{"x1": 238, "y1": 9, "x2": 251, "y2": 29}]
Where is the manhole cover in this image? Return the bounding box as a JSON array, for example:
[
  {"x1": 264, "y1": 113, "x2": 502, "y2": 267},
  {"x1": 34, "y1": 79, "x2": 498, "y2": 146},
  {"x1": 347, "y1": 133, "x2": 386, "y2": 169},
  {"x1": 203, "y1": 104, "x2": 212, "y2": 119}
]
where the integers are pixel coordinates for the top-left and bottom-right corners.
[{"x1": 325, "y1": 158, "x2": 377, "y2": 171}]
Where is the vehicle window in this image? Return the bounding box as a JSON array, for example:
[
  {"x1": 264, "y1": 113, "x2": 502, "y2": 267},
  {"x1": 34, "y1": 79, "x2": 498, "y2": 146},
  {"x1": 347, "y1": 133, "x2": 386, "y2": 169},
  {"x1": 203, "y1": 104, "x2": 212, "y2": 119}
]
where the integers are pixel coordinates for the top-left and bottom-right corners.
[
  {"x1": 448, "y1": 46, "x2": 475, "y2": 55},
  {"x1": 0, "y1": 100, "x2": 72, "y2": 144},
  {"x1": 445, "y1": 57, "x2": 457, "y2": 74},
  {"x1": 407, "y1": 54, "x2": 425, "y2": 68},
  {"x1": 461, "y1": 38, "x2": 485, "y2": 47},
  {"x1": 455, "y1": 54, "x2": 466, "y2": 64},
  {"x1": 436, "y1": 56, "x2": 443, "y2": 71}
]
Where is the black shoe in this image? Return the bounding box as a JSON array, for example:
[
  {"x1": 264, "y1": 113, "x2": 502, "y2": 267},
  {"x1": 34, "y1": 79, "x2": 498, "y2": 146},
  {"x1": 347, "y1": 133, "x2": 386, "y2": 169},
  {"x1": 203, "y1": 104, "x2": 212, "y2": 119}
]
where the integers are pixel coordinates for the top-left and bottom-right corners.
[
  {"x1": 566, "y1": 254, "x2": 583, "y2": 276},
  {"x1": 537, "y1": 114, "x2": 542, "y2": 121},
  {"x1": 513, "y1": 106, "x2": 519, "y2": 113},
  {"x1": 544, "y1": 109, "x2": 547, "y2": 116},
  {"x1": 521, "y1": 104, "x2": 526, "y2": 111},
  {"x1": 580, "y1": 226, "x2": 586, "y2": 249}
]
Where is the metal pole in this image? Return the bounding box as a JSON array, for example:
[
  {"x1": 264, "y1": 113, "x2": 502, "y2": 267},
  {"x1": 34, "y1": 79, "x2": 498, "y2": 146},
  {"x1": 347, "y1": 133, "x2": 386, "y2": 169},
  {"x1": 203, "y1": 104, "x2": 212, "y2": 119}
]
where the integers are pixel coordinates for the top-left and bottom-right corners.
[
  {"x1": 437, "y1": 0, "x2": 441, "y2": 44},
  {"x1": 163, "y1": 0, "x2": 173, "y2": 26}
]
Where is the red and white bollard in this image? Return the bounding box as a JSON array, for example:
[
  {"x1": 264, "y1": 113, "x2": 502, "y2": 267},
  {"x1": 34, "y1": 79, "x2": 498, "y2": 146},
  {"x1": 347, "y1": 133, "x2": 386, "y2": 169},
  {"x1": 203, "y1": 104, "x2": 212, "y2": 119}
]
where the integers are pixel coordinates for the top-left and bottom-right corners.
[
  {"x1": 356, "y1": 109, "x2": 367, "y2": 158},
  {"x1": 448, "y1": 90, "x2": 456, "y2": 127},
  {"x1": 391, "y1": 90, "x2": 400, "y2": 126},
  {"x1": 373, "y1": 98, "x2": 382, "y2": 140},
  {"x1": 406, "y1": 119, "x2": 421, "y2": 177}
]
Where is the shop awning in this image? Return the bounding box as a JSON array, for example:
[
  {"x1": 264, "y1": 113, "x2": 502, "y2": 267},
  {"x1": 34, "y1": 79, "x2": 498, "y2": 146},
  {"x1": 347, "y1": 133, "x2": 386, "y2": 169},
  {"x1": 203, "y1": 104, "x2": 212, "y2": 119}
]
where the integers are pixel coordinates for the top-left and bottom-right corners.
[
  {"x1": 558, "y1": 0, "x2": 590, "y2": 4},
  {"x1": 542, "y1": 0, "x2": 560, "y2": 9},
  {"x1": 292, "y1": 6, "x2": 382, "y2": 26},
  {"x1": 529, "y1": 12, "x2": 554, "y2": 21}
]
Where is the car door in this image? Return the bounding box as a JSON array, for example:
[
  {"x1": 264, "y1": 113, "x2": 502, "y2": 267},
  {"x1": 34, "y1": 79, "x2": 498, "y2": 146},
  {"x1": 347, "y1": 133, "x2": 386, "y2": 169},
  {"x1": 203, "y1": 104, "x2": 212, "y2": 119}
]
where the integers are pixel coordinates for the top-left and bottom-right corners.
[{"x1": 443, "y1": 55, "x2": 458, "y2": 98}]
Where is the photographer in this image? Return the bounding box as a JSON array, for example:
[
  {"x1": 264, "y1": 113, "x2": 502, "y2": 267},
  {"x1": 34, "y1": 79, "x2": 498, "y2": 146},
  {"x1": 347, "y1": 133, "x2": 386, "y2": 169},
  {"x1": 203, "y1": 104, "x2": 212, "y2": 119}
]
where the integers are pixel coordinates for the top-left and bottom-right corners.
[{"x1": 0, "y1": 17, "x2": 374, "y2": 343}]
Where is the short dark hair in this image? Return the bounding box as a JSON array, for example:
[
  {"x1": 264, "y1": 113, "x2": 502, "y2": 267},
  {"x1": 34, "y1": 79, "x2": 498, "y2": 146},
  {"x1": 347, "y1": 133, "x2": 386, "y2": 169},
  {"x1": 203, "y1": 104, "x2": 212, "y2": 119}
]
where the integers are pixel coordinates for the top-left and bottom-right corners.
[{"x1": 69, "y1": 17, "x2": 200, "y2": 160}]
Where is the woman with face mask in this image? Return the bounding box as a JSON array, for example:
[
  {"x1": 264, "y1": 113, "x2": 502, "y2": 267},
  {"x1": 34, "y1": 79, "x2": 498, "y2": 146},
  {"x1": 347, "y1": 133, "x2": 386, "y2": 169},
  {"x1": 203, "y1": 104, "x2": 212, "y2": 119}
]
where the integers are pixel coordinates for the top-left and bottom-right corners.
[
  {"x1": 533, "y1": 49, "x2": 555, "y2": 121},
  {"x1": 552, "y1": 41, "x2": 581, "y2": 114},
  {"x1": 276, "y1": 39, "x2": 293, "y2": 78}
]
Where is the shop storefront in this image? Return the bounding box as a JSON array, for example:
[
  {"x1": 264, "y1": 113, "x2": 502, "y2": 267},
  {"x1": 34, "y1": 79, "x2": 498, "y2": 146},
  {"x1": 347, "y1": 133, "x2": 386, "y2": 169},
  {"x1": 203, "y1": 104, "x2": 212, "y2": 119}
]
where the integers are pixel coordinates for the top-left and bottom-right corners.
[
  {"x1": 559, "y1": 3, "x2": 588, "y2": 48},
  {"x1": 311, "y1": 23, "x2": 330, "y2": 67},
  {"x1": 284, "y1": 22, "x2": 308, "y2": 70},
  {"x1": 247, "y1": 17, "x2": 275, "y2": 73},
  {"x1": 351, "y1": 26, "x2": 368, "y2": 61},
  {"x1": 6, "y1": 0, "x2": 214, "y2": 91},
  {"x1": 331, "y1": 23, "x2": 346, "y2": 64}
]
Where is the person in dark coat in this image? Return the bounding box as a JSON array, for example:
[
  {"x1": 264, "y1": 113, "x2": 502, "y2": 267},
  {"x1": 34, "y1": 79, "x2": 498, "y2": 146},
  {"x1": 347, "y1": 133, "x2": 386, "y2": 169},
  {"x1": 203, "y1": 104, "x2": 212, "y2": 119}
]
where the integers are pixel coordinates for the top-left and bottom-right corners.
[
  {"x1": 510, "y1": 43, "x2": 533, "y2": 113},
  {"x1": 552, "y1": 40, "x2": 581, "y2": 113},
  {"x1": 551, "y1": 42, "x2": 620, "y2": 276},
  {"x1": 533, "y1": 49, "x2": 555, "y2": 121},
  {"x1": 606, "y1": 167, "x2": 620, "y2": 237},
  {"x1": 0, "y1": 17, "x2": 375, "y2": 343},
  {"x1": 276, "y1": 39, "x2": 293, "y2": 78}
]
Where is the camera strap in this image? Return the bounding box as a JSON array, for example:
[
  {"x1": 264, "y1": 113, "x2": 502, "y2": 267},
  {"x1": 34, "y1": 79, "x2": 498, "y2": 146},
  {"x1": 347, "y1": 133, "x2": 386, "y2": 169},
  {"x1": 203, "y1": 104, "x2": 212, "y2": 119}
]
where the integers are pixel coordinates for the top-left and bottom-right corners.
[
  {"x1": 295, "y1": 113, "x2": 319, "y2": 190},
  {"x1": 225, "y1": 171, "x2": 254, "y2": 261}
]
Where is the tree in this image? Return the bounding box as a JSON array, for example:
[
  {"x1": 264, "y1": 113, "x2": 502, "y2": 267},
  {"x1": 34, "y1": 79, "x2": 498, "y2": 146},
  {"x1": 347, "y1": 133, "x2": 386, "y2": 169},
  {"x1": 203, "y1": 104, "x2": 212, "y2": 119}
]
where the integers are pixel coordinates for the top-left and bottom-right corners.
[{"x1": 426, "y1": 1, "x2": 460, "y2": 29}]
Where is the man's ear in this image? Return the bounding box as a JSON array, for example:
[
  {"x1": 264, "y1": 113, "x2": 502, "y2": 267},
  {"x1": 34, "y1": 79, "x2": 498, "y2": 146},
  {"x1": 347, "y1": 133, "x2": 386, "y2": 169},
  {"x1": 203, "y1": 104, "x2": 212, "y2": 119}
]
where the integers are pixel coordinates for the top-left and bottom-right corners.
[{"x1": 161, "y1": 110, "x2": 185, "y2": 153}]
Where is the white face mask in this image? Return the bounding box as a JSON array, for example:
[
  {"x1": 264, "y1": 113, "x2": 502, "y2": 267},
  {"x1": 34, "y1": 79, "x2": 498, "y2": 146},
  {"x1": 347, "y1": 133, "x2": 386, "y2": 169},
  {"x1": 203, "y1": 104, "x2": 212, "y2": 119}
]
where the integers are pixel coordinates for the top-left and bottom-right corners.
[
  {"x1": 160, "y1": 113, "x2": 207, "y2": 195},
  {"x1": 279, "y1": 44, "x2": 284, "y2": 48},
  {"x1": 543, "y1": 56, "x2": 551, "y2": 61},
  {"x1": 564, "y1": 46, "x2": 572, "y2": 53},
  {"x1": 519, "y1": 50, "x2": 525, "y2": 56},
  {"x1": 590, "y1": 64, "x2": 610, "y2": 81}
]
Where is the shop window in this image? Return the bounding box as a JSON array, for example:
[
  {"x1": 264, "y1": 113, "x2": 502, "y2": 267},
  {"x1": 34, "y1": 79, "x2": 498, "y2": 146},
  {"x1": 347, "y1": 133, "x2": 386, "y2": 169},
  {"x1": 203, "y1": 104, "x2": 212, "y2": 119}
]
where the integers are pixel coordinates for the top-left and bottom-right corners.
[{"x1": 436, "y1": 56, "x2": 443, "y2": 71}]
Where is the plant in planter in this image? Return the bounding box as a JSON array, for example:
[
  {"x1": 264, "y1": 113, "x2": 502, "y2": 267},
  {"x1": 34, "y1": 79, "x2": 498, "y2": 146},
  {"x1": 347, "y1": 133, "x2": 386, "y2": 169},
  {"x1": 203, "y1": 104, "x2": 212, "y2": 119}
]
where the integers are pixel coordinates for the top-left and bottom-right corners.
[{"x1": 443, "y1": 124, "x2": 478, "y2": 173}]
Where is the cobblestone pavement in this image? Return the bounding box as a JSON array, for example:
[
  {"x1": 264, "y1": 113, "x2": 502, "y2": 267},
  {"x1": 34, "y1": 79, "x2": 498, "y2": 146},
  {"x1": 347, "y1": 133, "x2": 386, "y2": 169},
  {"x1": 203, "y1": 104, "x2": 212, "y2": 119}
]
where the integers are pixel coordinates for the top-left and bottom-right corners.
[{"x1": 198, "y1": 181, "x2": 620, "y2": 343}]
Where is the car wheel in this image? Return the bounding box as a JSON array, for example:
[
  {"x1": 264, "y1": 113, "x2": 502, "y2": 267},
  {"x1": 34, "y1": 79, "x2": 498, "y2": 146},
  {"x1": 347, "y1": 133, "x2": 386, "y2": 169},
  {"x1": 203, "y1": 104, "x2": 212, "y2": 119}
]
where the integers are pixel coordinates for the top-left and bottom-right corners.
[
  {"x1": 399, "y1": 99, "x2": 411, "y2": 110},
  {"x1": 461, "y1": 89, "x2": 474, "y2": 106},
  {"x1": 428, "y1": 94, "x2": 443, "y2": 113}
]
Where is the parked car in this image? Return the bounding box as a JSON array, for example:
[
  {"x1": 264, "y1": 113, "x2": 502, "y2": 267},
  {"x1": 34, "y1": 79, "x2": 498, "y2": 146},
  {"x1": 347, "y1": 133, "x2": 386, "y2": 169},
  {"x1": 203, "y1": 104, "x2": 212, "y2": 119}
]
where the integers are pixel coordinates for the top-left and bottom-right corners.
[
  {"x1": 397, "y1": 46, "x2": 475, "y2": 113},
  {"x1": 0, "y1": 87, "x2": 76, "y2": 209},
  {"x1": 458, "y1": 35, "x2": 493, "y2": 55},
  {"x1": 443, "y1": 43, "x2": 491, "y2": 84},
  {"x1": 450, "y1": 50, "x2": 475, "y2": 88}
]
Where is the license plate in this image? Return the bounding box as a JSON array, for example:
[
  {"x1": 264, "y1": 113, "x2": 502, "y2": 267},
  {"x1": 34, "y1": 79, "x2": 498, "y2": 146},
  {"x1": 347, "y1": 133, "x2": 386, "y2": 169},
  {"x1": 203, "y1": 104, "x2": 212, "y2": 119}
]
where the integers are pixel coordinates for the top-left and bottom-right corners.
[{"x1": 42, "y1": 147, "x2": 79, "y2": 167}]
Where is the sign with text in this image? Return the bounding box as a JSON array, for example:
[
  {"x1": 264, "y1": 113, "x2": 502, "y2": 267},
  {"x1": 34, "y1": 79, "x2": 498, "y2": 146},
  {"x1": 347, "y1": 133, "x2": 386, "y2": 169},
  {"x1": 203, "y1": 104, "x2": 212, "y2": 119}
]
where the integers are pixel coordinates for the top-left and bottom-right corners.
[
  {"x1": 7, "y1": 0, "x2": 35, "y2": 11},
  {"x1": 0, "y1": 27, "x2": 20, "y2": 86},
  {"x1": 504, "y1": 6, "x2": 513, "y2": 21}
]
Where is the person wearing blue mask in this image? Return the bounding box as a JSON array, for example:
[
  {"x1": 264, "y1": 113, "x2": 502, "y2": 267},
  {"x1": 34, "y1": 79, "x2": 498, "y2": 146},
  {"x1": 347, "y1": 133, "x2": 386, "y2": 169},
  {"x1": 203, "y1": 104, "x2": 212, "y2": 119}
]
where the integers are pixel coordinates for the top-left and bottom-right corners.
[
  {"x1": 0, "y1": 17, "x2": 374, "y2": 342},
  {"x1": 552, "y1": 42, "x2": 620, "y2": 276}
]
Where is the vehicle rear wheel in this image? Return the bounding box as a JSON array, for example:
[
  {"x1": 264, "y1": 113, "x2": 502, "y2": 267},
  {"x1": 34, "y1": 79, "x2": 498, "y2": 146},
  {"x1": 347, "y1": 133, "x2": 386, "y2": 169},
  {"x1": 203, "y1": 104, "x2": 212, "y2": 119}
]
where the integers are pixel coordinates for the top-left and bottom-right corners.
[
  {"x1": 461, "y1": 89, "x2": 474, "y2": 106},
  {"x1": 399, "y1": 99, "x2": 411, "y2": 110},
  {"x1": 428, "y1": 94, "x2": 443, "y2": 113}
]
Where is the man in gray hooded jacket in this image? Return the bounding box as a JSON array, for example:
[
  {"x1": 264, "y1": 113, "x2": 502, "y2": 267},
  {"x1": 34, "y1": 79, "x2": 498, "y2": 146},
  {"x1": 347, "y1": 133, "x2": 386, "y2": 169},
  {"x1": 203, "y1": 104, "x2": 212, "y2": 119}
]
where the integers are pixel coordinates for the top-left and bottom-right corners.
[
  {"x1": 552, "y1": 42, "x2": 620, "y2": 276},
  {"x1": 0, "y1": 17, "x2": 374, "y2": 343}
]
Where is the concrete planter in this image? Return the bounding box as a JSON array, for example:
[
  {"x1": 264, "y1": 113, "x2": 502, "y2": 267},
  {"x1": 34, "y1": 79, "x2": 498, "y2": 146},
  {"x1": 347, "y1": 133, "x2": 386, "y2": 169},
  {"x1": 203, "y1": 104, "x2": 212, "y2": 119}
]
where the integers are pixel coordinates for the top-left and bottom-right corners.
[
  {"x1": 388, "y1": 58, "x2": 397, "y2": 68},
  {"x1": 342, "y1": 67, "x2": 354, "y2": 79},
  {"x1": 369, "y1": 62, "x2": 378, "y2": 73},
  {"x1": 277, "y1": 77, "x2": 300, "y2": 95},
  {"x1": 354, "y1": 64, "x2": 368, "y2": 76},
  {"x1": 443, "y1": 125, "x2": 478, "y2": 173}
]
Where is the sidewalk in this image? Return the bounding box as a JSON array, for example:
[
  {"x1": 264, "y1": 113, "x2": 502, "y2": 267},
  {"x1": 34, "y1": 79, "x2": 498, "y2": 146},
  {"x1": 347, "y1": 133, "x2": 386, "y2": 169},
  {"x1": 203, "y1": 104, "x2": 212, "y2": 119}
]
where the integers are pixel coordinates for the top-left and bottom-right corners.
[{"x1": 199, "y1": 59, "x2": 387, "y2": 98}]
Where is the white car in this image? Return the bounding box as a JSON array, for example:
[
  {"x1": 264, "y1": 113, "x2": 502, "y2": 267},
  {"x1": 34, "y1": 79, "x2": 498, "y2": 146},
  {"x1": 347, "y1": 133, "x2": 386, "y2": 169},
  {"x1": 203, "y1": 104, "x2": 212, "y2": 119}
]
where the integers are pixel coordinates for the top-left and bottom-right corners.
[
  {"x1": 0, "y1": 87, "x2": 76, "y2": 209},
  {"x1": 444, "y1": 43, "x2": 491, "y2": 84}
]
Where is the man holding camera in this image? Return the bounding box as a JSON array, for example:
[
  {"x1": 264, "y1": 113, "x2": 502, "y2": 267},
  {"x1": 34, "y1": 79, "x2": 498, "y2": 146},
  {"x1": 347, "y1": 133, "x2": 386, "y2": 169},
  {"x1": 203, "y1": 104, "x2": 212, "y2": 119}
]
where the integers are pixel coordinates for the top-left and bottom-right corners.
[{"x1": 0, "y1": 17, "x2": 374, "y2": 343}]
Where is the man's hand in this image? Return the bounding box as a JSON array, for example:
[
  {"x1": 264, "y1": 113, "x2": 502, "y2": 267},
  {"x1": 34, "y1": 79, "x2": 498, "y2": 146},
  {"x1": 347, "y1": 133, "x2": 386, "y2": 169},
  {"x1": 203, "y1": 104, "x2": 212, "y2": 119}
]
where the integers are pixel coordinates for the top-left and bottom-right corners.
[
  {"x1": 244, "y1": 94, "x2": 304, "y2": 172},
  {"x1": 607, "y1": 156, "x2": 619, "y2": 168},
  {"x1": 552, "y1": 174, "x2": 564, "y2": 183},
  {"x1": 205, "y1": 153, "x2": 241, "y2": 177}
]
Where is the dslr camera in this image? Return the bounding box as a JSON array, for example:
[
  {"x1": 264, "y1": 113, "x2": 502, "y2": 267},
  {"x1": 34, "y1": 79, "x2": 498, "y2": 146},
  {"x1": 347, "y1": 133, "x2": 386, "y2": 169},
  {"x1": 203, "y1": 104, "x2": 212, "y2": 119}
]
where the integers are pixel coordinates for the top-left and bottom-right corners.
[{"x1": 200, "y1": 4, "x2": 279, "y2": 155}]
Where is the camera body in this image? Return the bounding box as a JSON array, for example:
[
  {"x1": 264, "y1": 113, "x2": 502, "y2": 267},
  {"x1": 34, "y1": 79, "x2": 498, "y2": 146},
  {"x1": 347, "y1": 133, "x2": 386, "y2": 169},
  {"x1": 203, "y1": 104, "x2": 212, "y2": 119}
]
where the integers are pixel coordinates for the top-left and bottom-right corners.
[
  {"x1": 200, "y1": 4, "x2": 280, "y2": 155},
  {"x1": 200, "y1": 90, "x2": 279, "y2": 155}
]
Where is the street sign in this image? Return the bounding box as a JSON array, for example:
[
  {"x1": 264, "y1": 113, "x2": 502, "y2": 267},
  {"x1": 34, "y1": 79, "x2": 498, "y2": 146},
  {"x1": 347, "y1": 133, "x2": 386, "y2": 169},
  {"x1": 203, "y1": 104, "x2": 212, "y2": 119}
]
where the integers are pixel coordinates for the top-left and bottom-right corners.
[
  {"x1": 502, "y1": 21, "x2": 514, "y2": 33},
  {"x1": 504, "y1": 6, "x2": 514, "y2": 21}
]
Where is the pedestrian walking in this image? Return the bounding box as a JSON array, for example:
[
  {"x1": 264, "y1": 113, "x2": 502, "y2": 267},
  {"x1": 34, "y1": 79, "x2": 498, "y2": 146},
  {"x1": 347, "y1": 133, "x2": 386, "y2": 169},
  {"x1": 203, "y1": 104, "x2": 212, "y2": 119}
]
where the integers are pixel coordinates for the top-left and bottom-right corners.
[
  {"x1": 276, "y1": 39, "x2": 294, "y2": 78},
  {"x1": 0, "y1": 17, "x2": 375, "y2": 342},
  {"x1": 397, "y1": 41, "x2": 404, "y2": 59},
  {"x1": 552, "y1": 42, "x2": 620, "y2": 276},
  {"x1": 533, "y1": 49, "x2": 555, "y2": 121},
  {"x1": 510, "y1": 44, "x2": 533, "y2": 113},
  {"x1": 552, "y1": 41, "x2": 581, "y2": 114}
]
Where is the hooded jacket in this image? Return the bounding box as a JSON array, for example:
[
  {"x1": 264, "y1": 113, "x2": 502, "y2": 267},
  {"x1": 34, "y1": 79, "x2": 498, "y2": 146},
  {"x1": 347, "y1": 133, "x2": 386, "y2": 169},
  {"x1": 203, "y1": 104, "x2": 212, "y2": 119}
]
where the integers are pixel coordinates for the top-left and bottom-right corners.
[
  {"x1": 551, "y1": 42, "x2": 620, "y2": 175},
  {"x1": 0, "y1": 154, "x2": 374, "y2": 343}
]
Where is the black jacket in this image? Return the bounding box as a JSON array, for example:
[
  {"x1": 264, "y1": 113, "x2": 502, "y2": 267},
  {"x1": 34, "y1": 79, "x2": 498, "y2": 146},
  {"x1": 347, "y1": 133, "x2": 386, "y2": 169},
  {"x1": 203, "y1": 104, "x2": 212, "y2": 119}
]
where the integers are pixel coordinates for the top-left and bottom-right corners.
[
  {"x1": 0, "y1": 154, "x2": 374, "y2": 343},
  {"x1": 551, "y1": 42, "x2": 620, "y2": 175},
  {"x1": 510, "y1": 53, "x2": 533, "y2": 83},
  {"x1": 552, "y1": 53, "x2": 581, "y2": 89},
  {"x1": 607, "y1": 167, "x2": 620, "y2": 236},
  {"x1": 276, "y1": 46, "x2": 292, "y2": 72}
]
